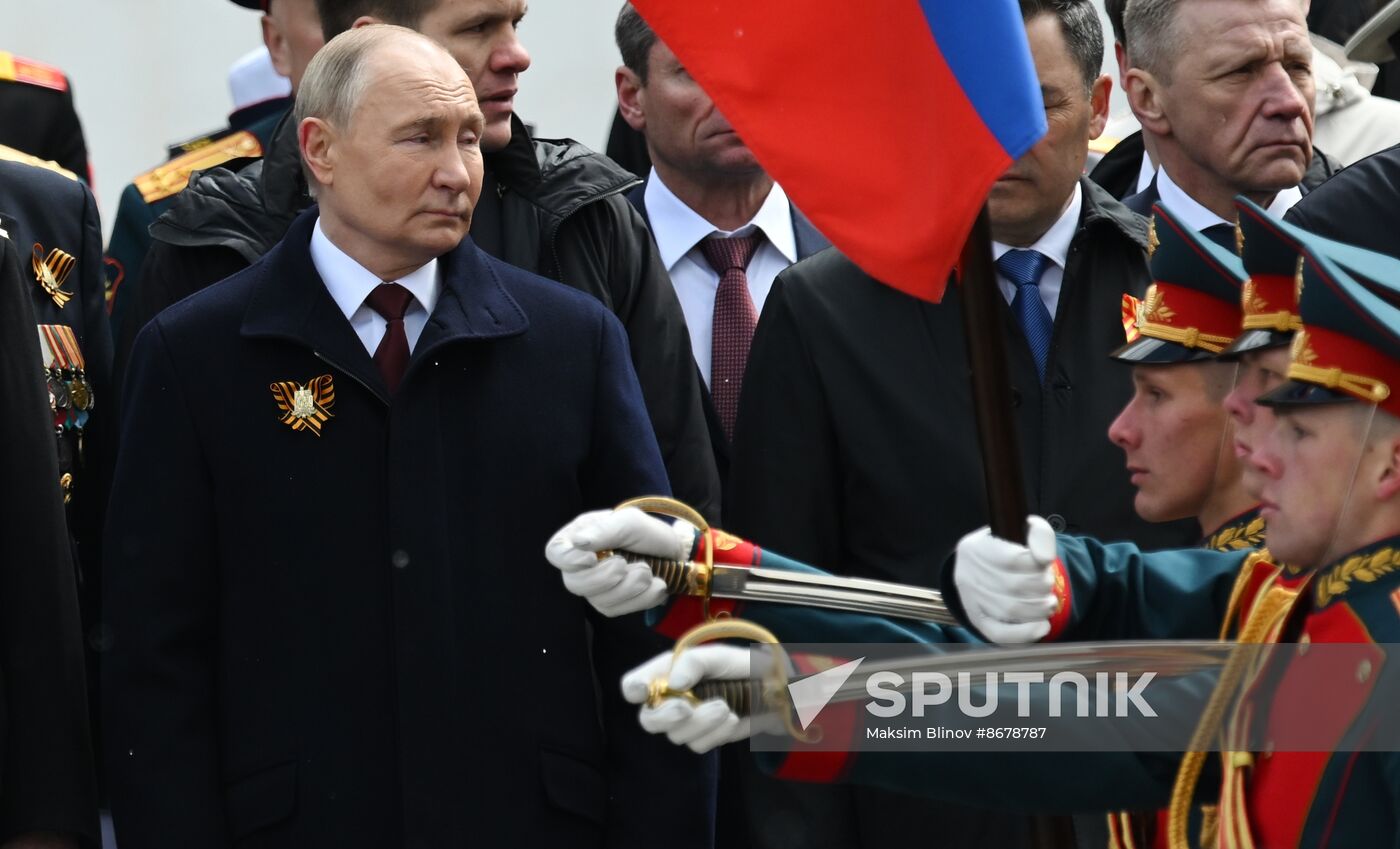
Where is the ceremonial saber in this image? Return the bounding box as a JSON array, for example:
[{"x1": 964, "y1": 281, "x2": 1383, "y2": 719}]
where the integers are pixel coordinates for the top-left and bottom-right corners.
[
  {"x1": 609, "y1": 550, "x2": 961, "y2": 626},
  {"x1": 654, "y1": 625, "x2": 1234, "y2": 724},
  {"x1": 602, "y1": 497, "x2": 959, "y2": 625}
]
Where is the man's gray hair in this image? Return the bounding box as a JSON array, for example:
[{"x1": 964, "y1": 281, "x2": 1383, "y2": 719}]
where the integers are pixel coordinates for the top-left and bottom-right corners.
[
  {"x1": 1122, "y1": 0, "x2": 1183, "y2": 80},
  {"x1": 293, "y1": 24, "x2": 413, "y2": 131}
]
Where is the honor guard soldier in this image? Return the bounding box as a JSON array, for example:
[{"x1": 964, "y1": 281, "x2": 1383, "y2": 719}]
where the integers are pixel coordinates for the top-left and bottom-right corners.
[
  {"x1": 105, "y1": 1, "x2": 301, "y2": 330},
  {"x1": 0, "y1": 50, "x2": 91, "y2": 182}
]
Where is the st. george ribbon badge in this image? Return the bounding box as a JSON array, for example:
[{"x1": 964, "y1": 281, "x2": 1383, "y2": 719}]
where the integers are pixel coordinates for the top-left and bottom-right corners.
[
  {"x1": 33, "y1": 242, "x2": 76, "y2": 308},
  {"x1": 270, "y1": 374, "x2": 335, "y2": 436}
]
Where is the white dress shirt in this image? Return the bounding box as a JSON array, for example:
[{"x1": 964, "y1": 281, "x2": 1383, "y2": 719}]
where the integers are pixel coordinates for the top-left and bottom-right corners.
[
  {"x1": 310, "y1": 219, "x2": 440, "y2": 356},
  {"x1": 992, "y1": 182, "x2": 1082, "y2": 320},
  {"x1": 644, "y1": 170, "x2": 799, "y2": 388},
  {"x1": 1153, "y1": 167, "x2": 1302, "y2": 231},
  {"x1": 1135, "y1": 152, "x2": 1155, "y2": 195}
]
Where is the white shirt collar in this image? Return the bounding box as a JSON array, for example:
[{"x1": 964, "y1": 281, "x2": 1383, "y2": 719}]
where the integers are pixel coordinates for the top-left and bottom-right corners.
[
  {"x1": 1136, "y1": 152, "x2": 1156, "y2": 194},
  {"x1": 644, "y1": 169, "x2": 798, "y2": 270},
  {"x1": 1156, "y1": 167, "x2": 1303, "y2": 231},
  {"x1": 992, "y1": 181, "x2": 1082, "y2": 268},
  {"x1": 310, "y1": 218, "x2": 440, "y2": 322}
]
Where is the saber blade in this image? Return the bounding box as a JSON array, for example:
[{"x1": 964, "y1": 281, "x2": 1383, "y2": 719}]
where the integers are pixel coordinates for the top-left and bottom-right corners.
[
  {"x1": 693, "y1": 640, "x2": 1235, "y2": 718},
  {"x1": 613, "y1": 549, "x2": 959, "y2": 625}
]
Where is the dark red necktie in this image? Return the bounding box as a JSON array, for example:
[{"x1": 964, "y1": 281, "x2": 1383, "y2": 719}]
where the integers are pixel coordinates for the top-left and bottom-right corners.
[
  {"x1": 365, "y1": 282, "x2": 415, "y2": 394},
  {"x1": 699, "y1": 234, "x2": 762, "y2": 442}
]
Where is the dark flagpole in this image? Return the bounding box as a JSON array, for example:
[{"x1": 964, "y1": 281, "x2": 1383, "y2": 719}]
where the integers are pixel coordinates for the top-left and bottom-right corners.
[
  {"x1": 957, "y1": 203, "x2": 1077, "y2": 849},
  {"x1": 957, "y1": 204, "x2": 1029, "y2": 544}
]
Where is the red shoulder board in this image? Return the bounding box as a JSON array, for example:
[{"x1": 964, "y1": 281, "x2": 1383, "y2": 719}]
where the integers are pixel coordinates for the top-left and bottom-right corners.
[{"x1": 0, "y1": 52, "x2": 70, "y2": 92}]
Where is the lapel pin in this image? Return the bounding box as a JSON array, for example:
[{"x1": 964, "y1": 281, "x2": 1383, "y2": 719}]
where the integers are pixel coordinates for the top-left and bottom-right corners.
[
  {"x1": 270, "y1": 374, "x2": 335, "y2": 436},
  {"x1": 32, "y1": 243, "x2": 75, "y2": 308}
]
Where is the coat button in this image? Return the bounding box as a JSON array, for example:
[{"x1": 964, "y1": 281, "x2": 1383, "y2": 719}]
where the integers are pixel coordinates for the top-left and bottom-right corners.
[
  {"x1": 1358, "y1": 659, "x2": 1372, "y2": 683},
  {"x1": 1047, "y1": 514, "x2": 1067, "y2": 532}
]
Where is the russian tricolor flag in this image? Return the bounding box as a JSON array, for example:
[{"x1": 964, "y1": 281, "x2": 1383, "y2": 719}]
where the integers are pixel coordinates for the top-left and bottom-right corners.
[{"x1": 631, "y1": 0, "x2": 1046, "y2": 302}]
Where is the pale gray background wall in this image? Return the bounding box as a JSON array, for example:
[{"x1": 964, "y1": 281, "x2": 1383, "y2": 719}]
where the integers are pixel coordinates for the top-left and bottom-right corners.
[
  {"x1": 10, "y1": 0, "x2": 1126, "y2": 242},
  {"x1": 9, "y1": 0, "x2": 628, "y2": 241}
]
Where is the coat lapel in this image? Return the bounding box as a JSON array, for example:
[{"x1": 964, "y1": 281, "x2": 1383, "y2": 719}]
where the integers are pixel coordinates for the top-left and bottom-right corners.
[
  {"x1": 409, "y1": 236, "x2": 528, "y2": 374},
  {"x1": 791, "y1": 208, "x2": 830, "y2": 260},
  {"x1": 240, "y1": 211, "x2": 529, "y2": 404},
  {"x1": 241, "y1": 208, "x2": 389, "y2": 401}
]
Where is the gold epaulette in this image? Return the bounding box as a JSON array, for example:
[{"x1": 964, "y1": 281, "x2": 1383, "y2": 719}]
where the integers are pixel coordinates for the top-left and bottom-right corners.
[
  {"x1": 135, "y1": 130, "x2": 262, "y2": 204},
  {"x1": 0, "y1": 51, "x2": 69, "y2": 92},
  {"x1": 0, "y1": 143, "x2": 78, "y2": 181}
]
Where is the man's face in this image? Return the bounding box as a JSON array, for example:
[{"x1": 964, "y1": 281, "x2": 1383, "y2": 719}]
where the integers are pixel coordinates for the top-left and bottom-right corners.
[
  {"x1": 1150, "y1": 0, "x2": 1314, "y2": 196},
  {"x1": 307, "y1": 40, "x2": 484, "y2": 273},
  {"x1": 1256, "y1": 406, "x2": 1374, "y2": 568},
  {"x1": 1109, "y1": 364, "x2": 1235, "y2": 522},
  {"x1": 1223, "y1": 346, "x2": 1291, "y2": 499},
  {"x1": 616, "y1": 39, "x2": 762, "y2": 183},
  {"x1": 415, "y1": 0, "x2": 530, "y2": 152},
  {"x1": 989, "y1": 13, "x2": 1109, "y2": 246},
  {"x1": 264, "y1": 0, "x2": 325, "y2": 91}
]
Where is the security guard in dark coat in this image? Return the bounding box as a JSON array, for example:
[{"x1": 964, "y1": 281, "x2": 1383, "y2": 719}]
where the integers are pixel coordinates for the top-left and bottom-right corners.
[
  {"x1": 0, "y1": 155, "x2": 113, "y2": 765},
  {"x1": 0, "y1": 224, "x2": 98, "y2": 848},
  {"x1": 0, "y1": 51, "x2": 90, "y2": 182}
]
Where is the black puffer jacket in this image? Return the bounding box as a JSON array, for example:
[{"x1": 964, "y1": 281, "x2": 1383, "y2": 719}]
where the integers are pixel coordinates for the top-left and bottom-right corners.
[{"x1": 122, "y1": 114, "x2": 721, "y2": 520}]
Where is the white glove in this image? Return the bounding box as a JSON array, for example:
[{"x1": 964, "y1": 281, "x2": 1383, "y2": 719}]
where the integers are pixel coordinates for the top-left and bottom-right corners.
[
  {"x1": 952, "y1": 515, "x2": 1060, "y2": 644},
  {"x1": 622, "y1": 644, "x2": 755, "y2": 753},
  {"x1": 545, "y1": 507, "x2": 695, "y2": 617}
]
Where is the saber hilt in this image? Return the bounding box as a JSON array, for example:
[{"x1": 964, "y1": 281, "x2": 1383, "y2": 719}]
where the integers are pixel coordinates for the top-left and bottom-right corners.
[
  {"x1": 602, "y1": 552, "x2": 704, "y2": 596},
  {"x1": 603, "y1": 496, "x2": 957, "y2": 626}
]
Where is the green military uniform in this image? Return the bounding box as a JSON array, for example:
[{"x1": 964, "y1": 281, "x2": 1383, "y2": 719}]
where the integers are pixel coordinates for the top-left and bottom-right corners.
[
  {"x1": 1022, "y1": 232, "x2": 1400, "y2": 848},
  {"x1": 104, "y1": 97, "x2": 288, "y2": 331}
]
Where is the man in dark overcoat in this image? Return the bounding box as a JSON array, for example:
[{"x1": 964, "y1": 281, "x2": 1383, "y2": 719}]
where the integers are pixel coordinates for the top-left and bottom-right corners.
[{"x1": 104, "y1": 25, "x2": 713, "y2": 849}]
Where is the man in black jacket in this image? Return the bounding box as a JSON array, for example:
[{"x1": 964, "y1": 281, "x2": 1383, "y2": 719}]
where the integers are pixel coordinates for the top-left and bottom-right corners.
[
  {"x1": 613, "y1": 4, "x2": 830, "y2": 493},
  {"x1": 122, "y1": 0, "x2": 721, "y2": 522},
  {"x1": 725, "y1": 2, "x2": 1196, "y2": 846},
  {"x1": 1089, "y1": 0, "x2": 1339, "y2": 204},
  {"x1": 1093, "y1": 0, "x2": 1334, "y2": 246}
]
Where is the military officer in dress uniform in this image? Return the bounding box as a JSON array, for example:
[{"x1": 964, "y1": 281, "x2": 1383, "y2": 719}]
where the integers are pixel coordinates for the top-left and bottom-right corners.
[
  {"x1": 0, "y1": 51, "x2": 90, "y2": 182},
  {"x1": 0, "y1": 152, "x2": 112, "y2": 779},
  {"x1": 105, "y1": 0, "x2": 322, "y2": 334},
  {"x1": 0, "y1": 201, "x2": 99, "y2": 849}
]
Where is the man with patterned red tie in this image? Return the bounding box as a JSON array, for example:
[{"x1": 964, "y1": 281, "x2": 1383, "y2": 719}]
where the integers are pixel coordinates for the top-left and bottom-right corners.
[
  {"x1": 104, "y1": 26, "x2": 712, "y2": 848},
  {"x1": 614, "y1": 3, "x2": 829, "y2": 484}
]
